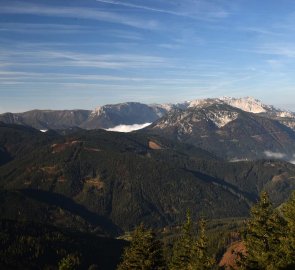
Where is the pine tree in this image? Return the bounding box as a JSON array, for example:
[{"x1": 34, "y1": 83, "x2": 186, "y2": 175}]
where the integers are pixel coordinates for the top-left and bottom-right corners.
[
  {"x1": 117, "y1": 224, "x2": 166, "y2": 270},
  {"x1": 169, "y1": 211, "x2": 194, "y2": 270},
  {"x1": 192, "y1": 219, "x2": 215, "y2": 270},
  {"x1": 58, "y1": 253, "x2": 80, "y2": 270},
  {"x1": 280, "y1": 191, "x2": 295, "y2": 268},
  {"x1": 238, "y1": 192, "x2": 286, "y2": 270},
  {"x1": 169, "y1": 212, "x2": 214, "y2": 270}
]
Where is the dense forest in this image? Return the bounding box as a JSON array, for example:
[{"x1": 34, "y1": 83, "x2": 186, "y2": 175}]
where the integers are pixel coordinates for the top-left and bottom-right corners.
[
  {"x1": 116, "y1": 192, "x2": 295, "y2": 270},
  {"x1": 1, "y1": 191, "x2": 294, "y2": 269},
  {"x1": 0, "y1": 123, "x2": 295, "y2": 269}
]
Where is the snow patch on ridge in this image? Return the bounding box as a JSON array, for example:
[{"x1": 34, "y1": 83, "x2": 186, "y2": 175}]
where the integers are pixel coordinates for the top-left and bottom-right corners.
[
  {"x1": 207, "y1": 111, "x2": 239, "y2": 128},
  {"x1": 277, "y1": 111, "x2": 295, "y2": 118},
  {"x1": 105, "y1": 123, "x2": 151, "y2": 132},
  {"x1": 91, "y1": 106, "x2": 104, "y2": 117}
]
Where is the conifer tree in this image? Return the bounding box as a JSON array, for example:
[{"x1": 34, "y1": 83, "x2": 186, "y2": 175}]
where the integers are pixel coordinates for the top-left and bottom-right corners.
[
  {"x1": 169, "y1": 211, "x2": 214, "y2": 270},
  {"x1": 192, "y1": 219, "x2": 215, "y2": 270},
  {"x1": 117, "y1": 224, "x2": 166, "y2": 270},
  {"x1": 280, "y1": 191, "x2": 295, "y2": 268},
  {"x1": 169, "y1": 211, "x2": 194, "y2": 270},
  {"x1": 238, "y1": 192, "x2": 286, "y2": 270},
  {"x1": 58, "y1": 253, "x2": 80, "y2": 270}
]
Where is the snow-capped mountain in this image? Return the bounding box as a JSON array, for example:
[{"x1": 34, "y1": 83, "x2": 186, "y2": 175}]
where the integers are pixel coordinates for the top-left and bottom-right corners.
[
  {"x1": 153, "y1": 97, "x2": 272, "y2": 113},
  {"x1": 183, "y1": 96, "x2": 295, "y2": 118},
  {"x1": 0, "y1": 97, "x2": 294, "y2": 133},
  {"x1": 176, "y1": 97, "x2": 295, "y2": 131},
  {"x1": 146, "y1": 102, "x2": 295, "y2": 161}
]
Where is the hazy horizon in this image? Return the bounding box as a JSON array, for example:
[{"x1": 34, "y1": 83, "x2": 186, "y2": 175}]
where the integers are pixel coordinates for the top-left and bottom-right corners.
[{"x1": 1, "y1": 96, "x2": 295, "y2": 114}]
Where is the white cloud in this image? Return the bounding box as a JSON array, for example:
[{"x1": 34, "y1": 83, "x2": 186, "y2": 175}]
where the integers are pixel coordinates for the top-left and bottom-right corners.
[
  {"x1": 0, "y1": 2, "x2": 159, "y2": 30},
  {"x1": 96, "y1": 0, "x2": 229, "y2": 20},
  {"x1": 105, "y1": 123, "x2": 151, "y2": 132},
  {"x1": 96, "y1": 0, "x2": 182, "y2": 15},
  {"x1": 237, "y1": 26, "x2": 278, "y2": 36},
  {"x1": 0, "y1": 49, "x2": 169, "y2": 70},
  {"x1": 264, "y1": 150, "x2": 286, "y2": 159},
  {"x1": 0, "y1": 23, "x2": 90, "y2": 33},
  {"x1": 242, "y1": 43, "x2": 295, "y2": 58}
]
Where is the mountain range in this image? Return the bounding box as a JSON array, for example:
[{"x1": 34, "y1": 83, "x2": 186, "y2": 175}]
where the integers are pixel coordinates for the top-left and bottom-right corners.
[
  {"x1": 2, "y1": 97, "x2": 295, "y2": 162},
  {"x1": 1, "y1": 97, "x2": 295, "y2": 131},
  {"x1": 145, "y1": 97, "x2": 295, "y2": 161}
]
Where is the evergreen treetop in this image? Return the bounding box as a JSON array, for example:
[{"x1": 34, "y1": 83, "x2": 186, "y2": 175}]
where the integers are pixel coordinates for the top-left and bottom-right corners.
[
  {"x1": 238, "y1": 192, "x2": 287, "y2": 270},
  {"x1": 117, "y1": 224, "x2": 166, "y2": 270}
]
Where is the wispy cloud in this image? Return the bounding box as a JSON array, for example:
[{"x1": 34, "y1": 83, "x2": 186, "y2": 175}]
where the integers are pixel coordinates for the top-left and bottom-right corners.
[
  {"x1": 254, "y1": 43, "x2": 295, "y2": 58},
  {"x1": 105, "y1": 29, "x2": 144, "y2": 41},
  {"x1": 0, "y1": 49, "x2": 170, "y2": 69},
  {"x1": 237, "y1": 43, "x2": 295, "y2": 59},
  {"x1": 0, "y1": 71, "x2": 181, "y2": 85},
  {"x1": 0, "y1": 23, "x2": 91, "y2": 33},
  {"x1": 96, "y1": 0, "x2": 229, "y2": 20},
  {"x1": 0, "y1": 71, "x2": 147, "y2": 82},
  {"x1": 237, "y1": 26, "x2": 280, "y2": 36},
  {"x1": 0, "y1": 1, "x2": 159, "y2": 30},
  {"x1": 96, "y1": 0, "x2": 183, "y2": 16},
  {"x1": 0, "y1": 70, "x2": 232, "y2": 88}
]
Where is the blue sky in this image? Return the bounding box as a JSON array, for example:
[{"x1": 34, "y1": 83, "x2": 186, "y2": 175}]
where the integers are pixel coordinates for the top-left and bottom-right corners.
[{"x1": 1, "y1": 0, "x2": 295, "y2": 113}]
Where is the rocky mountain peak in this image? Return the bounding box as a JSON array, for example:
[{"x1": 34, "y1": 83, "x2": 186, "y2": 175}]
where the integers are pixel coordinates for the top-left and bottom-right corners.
[
  {"x1": 186, "y1": 96, "x2": 270, "y2": 114},
  {"x1": 219, "y1": 96, "x2": 270, "y2": 113}
]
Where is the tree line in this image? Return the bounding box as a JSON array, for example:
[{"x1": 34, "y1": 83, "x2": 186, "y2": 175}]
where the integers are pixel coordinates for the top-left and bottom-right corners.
[
  {"x1": 1, "y1": 190, "x2": 294, "y2": 269},
  {"x1": 117, "y1": 191, "x2": 295, "y2": 270}
]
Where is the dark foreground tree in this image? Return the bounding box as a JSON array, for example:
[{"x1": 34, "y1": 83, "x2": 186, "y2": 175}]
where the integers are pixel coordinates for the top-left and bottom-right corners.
[
  {"x1": 169, "y1": 211, "x2": 214, "y2": 270},
  {"x1": 58, "y1": 253, "x2": 80, "y2": 270},
  {"x1": 117, "y1": 224, "x2": 166, "y2": 270},
  {"x1": 280, "y1": 191, "x2": 295, "y2": 269},
  {"x1": 237, "y1": 192, "x2": 286, "y2": 270},
  {"x1": 169, "y1": 211, "x2": 194, "y2": 270},
  {"x1": 192, "y1": 219, "x2": 215, "y2": 270}
]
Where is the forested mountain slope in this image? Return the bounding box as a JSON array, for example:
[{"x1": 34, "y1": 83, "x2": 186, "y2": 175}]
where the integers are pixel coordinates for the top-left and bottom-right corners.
[{"x1": 0, "y1": 123, "x2": 294, "y2": 235}]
